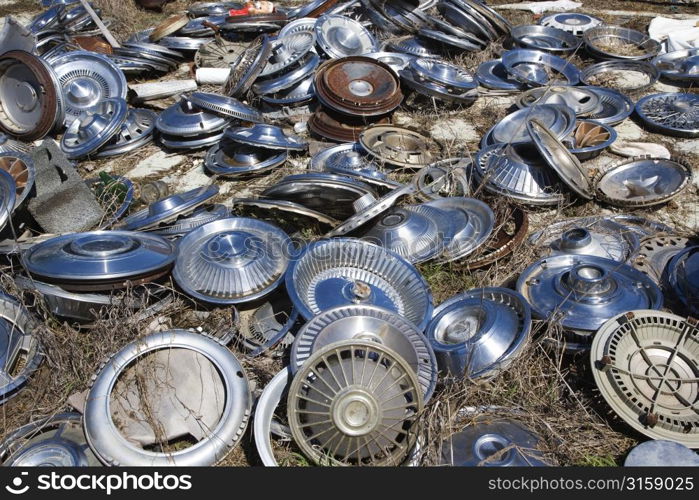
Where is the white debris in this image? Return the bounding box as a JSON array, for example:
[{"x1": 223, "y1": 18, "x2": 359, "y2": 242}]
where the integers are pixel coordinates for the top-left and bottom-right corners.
[
  {"x1": 648, "y1": 16, "x2": 699, "y2": 53},
  {"x1": 128, "y1": 150, "x2": 185, "y2": 178},
  {"x1": 610, "y1": 141, "x2": 672, "y2": 159},
  {"x1": 129, "y1": 80, "x2": 198, "y2": 102},
  {"x1": 614, "y1": 120, "x2": 645, "y2": 141},
  {"x1": 493, "y1": 0, "x2": 582, "y2": 14},
  {"x1": 196, "y1": 67, "x2": 231, "y2": 85}
]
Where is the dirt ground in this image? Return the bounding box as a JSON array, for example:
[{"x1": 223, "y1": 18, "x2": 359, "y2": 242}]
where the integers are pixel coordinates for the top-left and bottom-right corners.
[{"x1": 0, "y1": 0, "x2": 697, "y2": 467}]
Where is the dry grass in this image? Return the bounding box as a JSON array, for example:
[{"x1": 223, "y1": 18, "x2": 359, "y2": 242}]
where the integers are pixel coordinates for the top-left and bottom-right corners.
[{"x1": 0, "y1": 0, "x2": 698, "y2": 468}]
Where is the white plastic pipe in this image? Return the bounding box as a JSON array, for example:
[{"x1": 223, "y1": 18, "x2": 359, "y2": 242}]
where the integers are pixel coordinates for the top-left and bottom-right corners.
[{"x1": 196, "y1": 67, "x2": 231, "y2": 85}]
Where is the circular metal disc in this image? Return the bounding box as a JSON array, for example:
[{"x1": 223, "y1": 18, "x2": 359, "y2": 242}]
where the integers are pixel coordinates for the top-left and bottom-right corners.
[
  {"x1": 315, "y1": 14, "x2": 378, "y2": 58},
  {"x1": 173, "y1": 217, "x2": 291, "y2": 304},
  {"x1": 0, "y1": 413, "x2": 100, "y2": 466},
  {"x1": 594, "y1": 156, "x2": 691, "y2": 207},
  {"x1": 290, "y1": 304, "x2": 438, "y2": 402},
  {"x1": 635, "y1": 93, "x2": 699, "y2": 138},
  {"x1": 119, "y1": 185, "x2": 219, "y2": 231},
  {"x1": 591, "y1": 310, "x2": 699, "y2": 448},
  {"x1": 60, "y1": 98, "x2": 129, "y2": 159},
  {"x1": 23, "y1": 230, "x2": 176, "y2": 287},
  {"x1": 285, "y1": 238, "x2": 433, "y2": 329},
  {"x1": 0, "y1": 295, "x2": 43, "y2": 404},
  {"x1": 84, "y1": 330, "x2": 251, "y2": 465},
  {"x1": 425, "y1": 197, "x2": 495, "y2": 263},
  {"x1": 50, "y1": 51, "x2": 127, "y2": 124},
  {"x1": 427, "y1": 288, "x2": 531, "y2": 380},
  {"x1": 287, "y1": 339, "x2": 423, "y2": 466},
  {"x1": 517, "y1": 254, "x2": 662, "y2": 333},
  {"x1": 527, "y1": 118, "x2": 593, "y2": 199}
]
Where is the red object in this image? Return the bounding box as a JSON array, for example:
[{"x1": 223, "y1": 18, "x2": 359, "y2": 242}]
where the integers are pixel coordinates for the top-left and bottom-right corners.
[{"x1": 228, "y1": 7, "x2": 251, "y2": 16}]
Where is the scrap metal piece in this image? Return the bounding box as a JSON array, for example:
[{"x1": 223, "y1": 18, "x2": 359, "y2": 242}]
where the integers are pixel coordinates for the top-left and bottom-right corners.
[
  {"x1": 585, "y1": 85, "x2": 633, "y2": 125},
  {"x1": 440, "y1": 418, "x2": 551, "y2": 466},
  {"x1": 464, "y1": 204, "x2": 528, "y2": 270},
  {"x1": 310, "y1": 142, "x2": 398, "y2": 189},
  {"x1": 119, "y1": 185, "x2": 219, "y2": 231},
  {"x1": 223, "y1": 35, "x2": 272, "y2": 97},
  {"x1": 427, "y1": 288, "x2": 531, "y2": 380},
  {"x1": 511, "y1": 25, "x2": 581, "y2": 54},
  {"x1": 474, "y1": 142, "x2": 565, "y2": 206},
  {"x1": 188, "y1": 92, "x2": 263, "y2": 122},
  {"x1": 156, "y1": 97, "x2": 230, "y2": 137},
  {"x1": 308, "y1": 109, "x2": 388, "y2": 143},
  {"x1": 315, "y1": 56, "x2": 403, "y2": 116},
  {"x1": 501, "y1": 49, "x2": 580, "y2": 87},
  {"x1": 631, "y1": 235, "x2": 692, "y2": 285},
  {"x1": 526, "y1": 118, "x2": 593, "y2": 200},
  {"x1": 581, "y1": 60, "x2": 659, "y2": 93},
  {"x1": 0, "y1": 295, "x2": 43, "y2": 405},
  {"x1": 666, "y1": 246, "x2": 699, "y2": 317},
  {"x1": 594, "y1": 156, "x2": 691, "y2": 208},
  {"x1": 259, "y1": 31, "x2": 316, "y2": 77},
  {"x1": 0, "y1": 17, "x2": 38, "y2": 56},
  {"x1": 23, "y1": 230, "x2": 176, "y2": 291},
  {"x1": 0, "y1": 412, "x2": 100, "y2": 466},
  {"x1": 290, "y1": 304, "x2": 438, "y2": 401},
  {"x1": 261, "y1": 172, "x2": 375, "y2": 220},
  {"x1": 259, "y1": 74, "x2": 315, "y2": 105},
  {"x1": 84, "y1": 330, "x2": 251, "y2": 465},
  {"x1": 174, "y1": 217, "x2": 291, "y2": 304},
  {"x1": 409, "y1": 58, "x2": 477, "y2": 91},
  {"x1": 235, "y1": 290, "x2": 299, "y2": 357},
  {"x1": 517, "y1": 255, "x2": 662, "y2": 334},
  {"x1": 359, "y1": 125, "x2": 434, "y2": 168},
  {"x1": 515, "y1": 86, "x2": 600, "y2": 117},
  {"x1": 195, "y1": 38, "x2": 247, "y2": 68},
  {"x1": 591, "y1": 311, "x2": 699, "y2": 448},
  {"x1": 635, "y1": 93, "x2": 699, "y2": 139},
  {"x1": 231, "y1": 198, "x2": 339, "y2": 228},
  {"x1": 60, "y1": 98, "x2": 128, "y2": 159},
  {"x1": 359, "y1": 203, "x2": 455, "y2": 263},
  {"x1": 159, "y1": 130, "x2": 225, "y2": 150},
  {"x1": 285, "y1": 238, "x2": 433, "y2": 329},
  {"x1": 364, "y1": 51, "x2": 415, "y2": 72},
  {"x1": 287, "y1": 339, "x2": 422, "y2": 466},
  {"x1": 225, "y1": 124, "x2": 307, "y2": 150},
  {"x1": 0, "y1": 169, "x2": 15, "y2": 233},
  {"x1": 0, "y1": 152, "x2": 34, "y2": 210},
  {"x1": 414, "y1": 158, "x2": 471, "y2": 199},
  {"x1": 484, "y1": 104, "x2": 576, "y2": 146},
  {"x1": 624, "y1": 441, "x2": 699, "y2": 467},
  {"x1": 652, "y1": 49, "x2": 699, "y2": 83},
  {"x1": 253, "y1": 52, "x2": 320, "y2": 95},
  {"x1": 583, "y1": 25, "x2": 661, "y2": 61},
  {"x1": 476, "y1": 59, "x2": 526, "y2": 90},
  {"x1": 324, "y1": 184, "x2": 416, "y2": 237},
  {"x1": 315, "y1": 14, "x2": 377, "y2": 58},
  {"x1": 205, "y1": 140, "x2": 287, "y2": 177},
  {"x1": 425, "y1": 197, "x2": 494, "y2": 263},
  {"x1": 387, "y1": 36, "x2": 440, "y2": 58},
  {"x1": 50, "y1": 51, "x2": 127, "y2": 124},
  {"x1": 539, "y1": 12, "x2": 602, "y2": 36},
  {"x1": 0, "y1": 51, "x2": 63, "y2": 141},
  {"x1": 150, "y1": 204, "x2": 229, "y2": 237},
  {"x1": 95, "y1": 108, "x2": 156, "y2": 158},
  {"x1": 530, "y1": 218, "x2": 640, "y2": 262}
]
